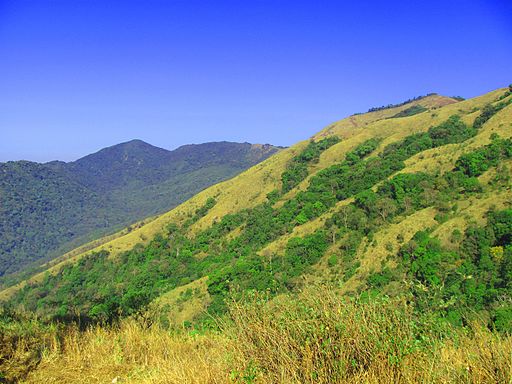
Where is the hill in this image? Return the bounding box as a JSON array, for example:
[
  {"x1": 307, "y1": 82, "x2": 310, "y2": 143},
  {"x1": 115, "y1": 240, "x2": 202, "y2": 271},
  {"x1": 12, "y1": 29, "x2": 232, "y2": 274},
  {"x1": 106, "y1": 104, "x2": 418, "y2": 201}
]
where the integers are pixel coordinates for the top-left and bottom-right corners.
[
  {"x1": 3, "y1": 85, "x2": 511, "y2": 316},
  {"x1": 1, "y1": 86, "x2": 512, "y2": 383},
  {"x1": 0, "y1": 141, "x2": 281, "y2": 278}
]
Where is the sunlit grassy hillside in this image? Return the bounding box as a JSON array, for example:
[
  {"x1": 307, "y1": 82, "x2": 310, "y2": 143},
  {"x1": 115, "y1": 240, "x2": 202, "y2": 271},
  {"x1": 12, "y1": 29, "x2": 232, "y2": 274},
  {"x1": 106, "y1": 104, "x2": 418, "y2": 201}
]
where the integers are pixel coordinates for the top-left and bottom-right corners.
[
  {"x1": 3, "y1": 88, "x2": 510, "y2": 301},
  {"x1": 2, "y1": 86, "x2": 512, "y2": 383},
  {"x1": 0, "y1": 92, "x2": 462, "y2": 299},
  {"x1": 0, "y1": 141, "x2": 281, "y2": 282}
]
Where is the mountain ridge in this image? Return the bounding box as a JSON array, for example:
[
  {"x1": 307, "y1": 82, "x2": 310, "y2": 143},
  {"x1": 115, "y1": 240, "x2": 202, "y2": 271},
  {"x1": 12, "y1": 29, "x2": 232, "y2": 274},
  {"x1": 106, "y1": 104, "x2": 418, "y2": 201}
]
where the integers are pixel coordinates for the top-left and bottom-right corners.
[
  {"x1": 0, "y1": 140, "x2": 282, "y2": 278},
  {"x1": 0, "y1": 93, "x2": 469, "y2": 288}
]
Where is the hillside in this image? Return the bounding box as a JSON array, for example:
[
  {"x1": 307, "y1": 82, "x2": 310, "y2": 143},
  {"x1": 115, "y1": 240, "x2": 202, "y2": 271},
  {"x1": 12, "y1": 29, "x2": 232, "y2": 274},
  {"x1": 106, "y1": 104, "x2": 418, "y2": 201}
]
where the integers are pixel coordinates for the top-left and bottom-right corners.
[
  {"x1": 3, "y1": 85, "x2": 510, "y2": 316},
  {"x1": 2, "y1": 86, "x2": 512, "y2": 383},
  {"x1": 0, "y1": 141, "x2": 281, "y2": 278}
]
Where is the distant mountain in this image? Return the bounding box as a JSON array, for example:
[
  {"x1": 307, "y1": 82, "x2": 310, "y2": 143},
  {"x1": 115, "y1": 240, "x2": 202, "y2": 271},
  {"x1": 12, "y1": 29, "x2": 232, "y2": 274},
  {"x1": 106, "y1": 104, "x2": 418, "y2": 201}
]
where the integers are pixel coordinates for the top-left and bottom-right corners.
[{"x1": 0, "y1": 140, "x2": 282, "y2": 276}]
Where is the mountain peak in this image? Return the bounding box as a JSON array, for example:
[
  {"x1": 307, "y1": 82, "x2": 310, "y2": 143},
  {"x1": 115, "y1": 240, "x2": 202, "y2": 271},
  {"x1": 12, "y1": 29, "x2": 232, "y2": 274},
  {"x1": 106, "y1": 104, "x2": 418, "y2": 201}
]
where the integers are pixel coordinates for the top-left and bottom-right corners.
[
  {"x1": 118, "y1": 138, "x2": 158, "y2": 148},
  {"x1": 89, "y1": 139, "x2": 169, "y2": 156}
]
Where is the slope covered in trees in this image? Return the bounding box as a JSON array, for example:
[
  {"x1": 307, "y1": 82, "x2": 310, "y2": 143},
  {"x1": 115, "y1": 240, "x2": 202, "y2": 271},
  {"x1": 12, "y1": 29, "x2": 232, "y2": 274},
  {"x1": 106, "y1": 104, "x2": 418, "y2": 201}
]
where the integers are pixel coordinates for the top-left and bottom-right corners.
[{"x1": 3, "y1": 87, "x2": 510, "y2": 322}]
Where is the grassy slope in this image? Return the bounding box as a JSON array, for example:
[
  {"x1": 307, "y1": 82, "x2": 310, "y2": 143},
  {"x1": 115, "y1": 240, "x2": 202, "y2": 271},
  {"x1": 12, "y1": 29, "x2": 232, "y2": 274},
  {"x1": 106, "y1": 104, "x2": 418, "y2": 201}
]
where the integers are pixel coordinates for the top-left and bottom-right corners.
[
  {"x1": 0, "y1": 141, "x2": 281, "y2": 280},
  {"x1": 0, "y1": 96, "x2": 434, "y2": 300},
  {"x1": 2, "y1": 88, "x2": 510, "y2": 308}
]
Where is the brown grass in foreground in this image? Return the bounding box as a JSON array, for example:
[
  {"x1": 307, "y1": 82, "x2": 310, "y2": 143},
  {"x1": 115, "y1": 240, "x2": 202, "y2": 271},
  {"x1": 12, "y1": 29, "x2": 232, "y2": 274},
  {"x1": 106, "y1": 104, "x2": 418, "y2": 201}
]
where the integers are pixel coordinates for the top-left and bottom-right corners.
[
  {"x1": 2, "y1": 288, "x2": 511, "y2": 383},
  {"x1": 225, "y1": 290, "x2": 512, "y2": 383},
  {"x1": 22, "y1": 321, "x2": 232, "y2": 384}
]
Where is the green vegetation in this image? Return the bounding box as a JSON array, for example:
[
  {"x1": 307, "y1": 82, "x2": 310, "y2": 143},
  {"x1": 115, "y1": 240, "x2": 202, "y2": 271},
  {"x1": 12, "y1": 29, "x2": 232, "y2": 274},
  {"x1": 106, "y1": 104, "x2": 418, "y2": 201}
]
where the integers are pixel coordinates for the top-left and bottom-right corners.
[
  {"x1": 473, "y1": 99, "x2": 512, "y2": 129},
  {"x1": 8, "y1": 113, "x2": 511, "y2": 330},
  {"x1": 3, "y1": 289, "x2": 511, "y2": 383},
  {"x1": 0, "y1": 141, "x2": 281, "y2": 278},
  {"x1": 1, "y1": 89, "x2": 512, "y2": 383},
  {"x1": 281, "y1": 136, "x2": 340, "y2": 192},
  {"x1": 0, "y1": 161, "x2": 111, "y2": 278},
  {"x1": 308, "y1": 115, "x2": 474, "y2": 206},
  {"x1": 398, "y1": 213, "x2": 512, "y2": 331},
  {"x1": 390, "y1": 105, "x2": 428, "y2": 118},
  {"x1": 345, "y1": 138, "x2": 381, "y2": 164},
  {"x1": 356, "y1": 93, "x2": 437, "y2": 114}
]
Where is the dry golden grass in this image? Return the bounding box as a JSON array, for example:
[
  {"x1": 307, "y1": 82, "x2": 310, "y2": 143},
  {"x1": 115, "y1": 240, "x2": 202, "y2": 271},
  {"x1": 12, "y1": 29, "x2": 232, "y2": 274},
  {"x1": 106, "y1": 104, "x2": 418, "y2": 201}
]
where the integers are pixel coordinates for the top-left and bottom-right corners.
[
  {"x1": 22, "y1": 320, "x2": 234, "y2": 384},
  {"x1": 225, "y1": 288, "x2": 512, "y2": 384},
  {"x1": 401, "y1": 101, "x2": 512, "y2": 176},
  {"x1": 339, "y1": 207, "x2": 439, "y2": 294},
  {"x1": 6, "y1": 286, "x2": 510, "y2": 384},
  {"x1": 432, "y1": 188, "x2": 512, "y2": 249},
  {"x1": 0, "y1": 317, "x2": 60, "y2": 382},
  {"x1": 149, "y1": 277, "x2": 211, "y2": 327}
]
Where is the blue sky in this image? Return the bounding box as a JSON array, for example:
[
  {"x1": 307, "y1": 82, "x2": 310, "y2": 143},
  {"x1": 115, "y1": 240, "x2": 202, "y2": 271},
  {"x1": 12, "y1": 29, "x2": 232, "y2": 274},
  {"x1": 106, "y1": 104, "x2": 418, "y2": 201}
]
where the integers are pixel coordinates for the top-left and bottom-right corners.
[{"x1": 1, "y1": 0, "x2": 511, "y2": 162}]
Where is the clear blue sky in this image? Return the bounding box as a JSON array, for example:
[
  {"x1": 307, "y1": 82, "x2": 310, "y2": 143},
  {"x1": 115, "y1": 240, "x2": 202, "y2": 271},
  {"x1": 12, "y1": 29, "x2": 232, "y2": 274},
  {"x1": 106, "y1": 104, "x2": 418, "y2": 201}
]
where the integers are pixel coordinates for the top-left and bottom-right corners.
[{"x1": 1, "y1": 0, "x2": 511, "y2": 162}]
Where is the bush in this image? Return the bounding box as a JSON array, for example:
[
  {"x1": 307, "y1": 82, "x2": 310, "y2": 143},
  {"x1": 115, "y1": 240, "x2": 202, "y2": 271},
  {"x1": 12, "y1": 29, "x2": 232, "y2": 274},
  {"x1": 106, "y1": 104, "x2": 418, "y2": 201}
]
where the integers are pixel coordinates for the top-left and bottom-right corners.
[
  {"x1": 391, "y1": 105, "x2": 428, "y2": 118},
  {"x1": 227, "y1": 290, "x2": 424, "y2": 382},
  {"x1": 281, "y1": 137, "x2": 340, "y2": 192}
]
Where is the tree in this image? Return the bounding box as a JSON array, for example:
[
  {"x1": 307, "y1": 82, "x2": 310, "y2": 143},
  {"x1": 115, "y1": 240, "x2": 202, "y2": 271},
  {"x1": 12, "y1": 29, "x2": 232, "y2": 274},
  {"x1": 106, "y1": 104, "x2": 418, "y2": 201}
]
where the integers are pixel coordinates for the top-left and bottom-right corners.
[{"x1": 374, "y1": 198, "x2": 398, "y2": 222}]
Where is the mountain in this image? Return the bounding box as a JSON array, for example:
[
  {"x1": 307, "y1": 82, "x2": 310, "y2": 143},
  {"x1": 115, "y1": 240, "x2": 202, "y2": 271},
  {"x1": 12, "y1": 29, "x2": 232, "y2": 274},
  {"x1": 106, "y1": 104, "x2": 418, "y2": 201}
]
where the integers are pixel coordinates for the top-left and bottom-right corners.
[
  {"x1": 3, "y1": 85, "x2": 511, "y2": 321},
  {"x1": 0, "y1": 141, "x2": 282, "y2": 277},
  {"x1": 2, "y1": 86, "x2": 512, "y2": 383}
]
